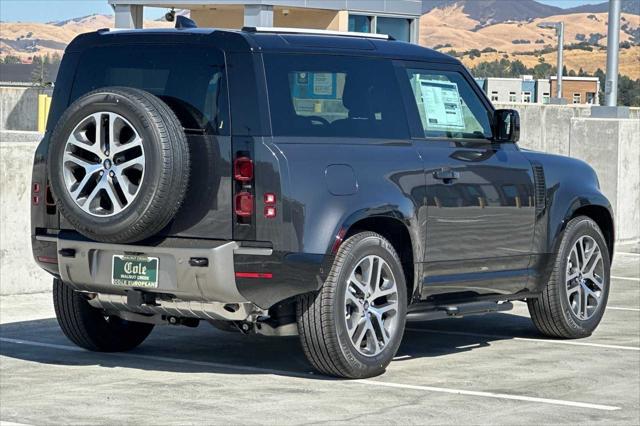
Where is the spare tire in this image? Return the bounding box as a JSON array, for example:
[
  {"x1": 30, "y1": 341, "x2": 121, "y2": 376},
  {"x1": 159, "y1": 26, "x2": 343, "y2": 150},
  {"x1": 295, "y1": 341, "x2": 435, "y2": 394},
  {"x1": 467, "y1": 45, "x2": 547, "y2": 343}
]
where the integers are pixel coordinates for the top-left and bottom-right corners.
[{"x1": 48, "y1": 87, "x2": 190, "y2": 243}]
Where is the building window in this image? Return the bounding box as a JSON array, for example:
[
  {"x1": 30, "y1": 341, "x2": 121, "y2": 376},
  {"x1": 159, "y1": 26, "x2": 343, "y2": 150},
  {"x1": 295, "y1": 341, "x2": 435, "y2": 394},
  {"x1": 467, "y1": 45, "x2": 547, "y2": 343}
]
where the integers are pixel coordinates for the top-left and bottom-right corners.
[
  {"x1": 509, "y1": 91, "x2": 517, "y2": 103},
  {"x1": 522, "y1": 91, "x2": 532, "y2": 103},
  {"x1": 586, "y1": 92, "x2": 596, "y2": 104},
  {"x1": 376, "y1": 17, "x2": 411, "y2": 42},
  {"x1": 573, "y1": 93, "x2": 582, "y2": 104},
  {"x1": 348, "y1": 15, "x2": 371, "y2": 34},
  {"x1": 491, "y1": 91, "x2": 499, "y2": 102},
  {"x1": 542, "y1": 93, "x2": 550, "y2": 104}
]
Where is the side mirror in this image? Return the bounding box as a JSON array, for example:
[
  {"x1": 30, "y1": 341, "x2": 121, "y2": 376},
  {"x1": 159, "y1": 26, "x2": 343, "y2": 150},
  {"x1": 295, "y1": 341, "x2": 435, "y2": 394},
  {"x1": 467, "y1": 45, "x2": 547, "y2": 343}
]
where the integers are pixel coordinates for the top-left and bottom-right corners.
[{"x1": 493, "y1": 109, "x2": 520, "y2": 143}]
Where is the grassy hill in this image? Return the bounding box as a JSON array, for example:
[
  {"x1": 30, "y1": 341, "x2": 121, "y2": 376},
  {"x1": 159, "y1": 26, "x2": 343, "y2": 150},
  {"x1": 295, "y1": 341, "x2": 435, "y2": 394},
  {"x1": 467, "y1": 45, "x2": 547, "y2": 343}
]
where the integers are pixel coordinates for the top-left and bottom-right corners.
[
  {"x1": 420, "y1": 6, "x2": 640, "y2": 79},
  {"x1": 0, "y1": 15, "x2": 172, "y2": 62}
]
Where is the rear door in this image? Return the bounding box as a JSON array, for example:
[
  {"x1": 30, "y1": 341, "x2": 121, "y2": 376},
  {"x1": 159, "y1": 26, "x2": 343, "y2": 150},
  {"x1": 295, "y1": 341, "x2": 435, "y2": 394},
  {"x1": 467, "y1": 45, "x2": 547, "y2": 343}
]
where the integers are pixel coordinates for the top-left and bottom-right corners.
[
  {"x1": 396, "y1": 62, "x2": 536, "y2": 297},
  {"x1": 68, "y1": 43, "x2": 233, "y2": 240}
]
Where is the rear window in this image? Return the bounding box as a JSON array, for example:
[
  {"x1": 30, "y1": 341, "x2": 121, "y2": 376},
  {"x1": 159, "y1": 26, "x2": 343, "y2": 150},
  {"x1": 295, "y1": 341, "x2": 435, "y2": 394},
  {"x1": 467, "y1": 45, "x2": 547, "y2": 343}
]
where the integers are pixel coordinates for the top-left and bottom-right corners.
[
  {"x1": 70, "y1": 45, "x2": 229, "y2": 135},
  {"x1": 264, "y1": 54, "x2": 409, "y2": 139}
]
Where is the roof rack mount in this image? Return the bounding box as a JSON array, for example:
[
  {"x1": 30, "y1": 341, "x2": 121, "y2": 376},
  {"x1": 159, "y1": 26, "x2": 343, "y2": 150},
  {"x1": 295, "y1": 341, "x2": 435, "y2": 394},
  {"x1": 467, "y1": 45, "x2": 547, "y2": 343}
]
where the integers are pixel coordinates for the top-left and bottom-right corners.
[{"x1": 242, "y1": 26, "x2": 394, "y2": 41}]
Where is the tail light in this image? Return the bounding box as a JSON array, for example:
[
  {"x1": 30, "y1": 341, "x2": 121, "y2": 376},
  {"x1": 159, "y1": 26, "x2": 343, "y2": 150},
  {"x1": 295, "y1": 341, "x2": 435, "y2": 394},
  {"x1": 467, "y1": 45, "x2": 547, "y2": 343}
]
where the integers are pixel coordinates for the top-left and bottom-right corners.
[
  {"x1": 234, "y1": 157, "x2": 253, "y2": 182},
  {"x1": 235, "y1": 192, "x2": 253, "y2": 217},
  {"x1": 32, "y1": 182, "x2": 41, "y2": 206}
]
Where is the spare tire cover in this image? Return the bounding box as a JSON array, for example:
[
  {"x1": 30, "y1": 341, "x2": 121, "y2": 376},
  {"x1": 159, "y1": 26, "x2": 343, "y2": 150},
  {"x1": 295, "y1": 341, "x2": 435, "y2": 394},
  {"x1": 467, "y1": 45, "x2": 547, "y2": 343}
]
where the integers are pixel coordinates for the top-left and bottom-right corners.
[{"x1": 48, "y1": 87, "x2": 190, "y2": 243}]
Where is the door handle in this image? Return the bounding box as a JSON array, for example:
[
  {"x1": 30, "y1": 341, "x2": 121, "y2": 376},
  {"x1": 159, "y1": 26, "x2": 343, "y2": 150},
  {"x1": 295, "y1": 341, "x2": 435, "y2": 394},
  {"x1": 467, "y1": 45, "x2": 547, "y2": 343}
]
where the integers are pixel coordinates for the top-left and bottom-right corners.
[{"x1": 433, "y1": 168, "x2": 460, "y2": 182}]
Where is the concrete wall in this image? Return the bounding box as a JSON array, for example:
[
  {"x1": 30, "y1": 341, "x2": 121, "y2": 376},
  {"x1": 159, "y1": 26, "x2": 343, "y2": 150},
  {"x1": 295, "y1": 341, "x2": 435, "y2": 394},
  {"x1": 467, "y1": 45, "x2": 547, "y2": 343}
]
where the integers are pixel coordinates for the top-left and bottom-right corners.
[
  {"x1": 0, "y1": 85, "x2": 52, "y2": 132},
  {"x1": 496, "y1": 103, "x2": 640, "y2": 243},
  {"x1": 0, "y1": 105, "x2": 638, "y2": 295},
  {"x1": 0, "y1": 133, "x2": 51, "y2": 295}
]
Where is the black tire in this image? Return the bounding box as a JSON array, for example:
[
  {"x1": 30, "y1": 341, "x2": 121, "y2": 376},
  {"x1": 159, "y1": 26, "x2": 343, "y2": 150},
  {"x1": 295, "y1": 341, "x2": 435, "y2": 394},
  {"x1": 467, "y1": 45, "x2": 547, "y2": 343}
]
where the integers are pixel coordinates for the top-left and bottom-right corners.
[
  {"x1": 53, "y1": 278, "x2": 154, "y2": 351},
  {"x1": 48, "y1": 87, "x2": 190, "y2": 243},
  {"x1": 297, "y1": 232, "x2": 407, "y2": 378},
  {"x1": 527, "y1": 216, "x2": 611, "y2": 338}
]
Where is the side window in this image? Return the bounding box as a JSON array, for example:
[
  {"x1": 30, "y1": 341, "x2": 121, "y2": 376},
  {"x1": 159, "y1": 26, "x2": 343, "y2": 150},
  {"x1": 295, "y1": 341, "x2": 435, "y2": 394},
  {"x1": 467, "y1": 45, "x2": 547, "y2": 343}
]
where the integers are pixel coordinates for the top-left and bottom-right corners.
[
  {"x1": 264, "y1": 54, "x2": 409, "y2": 139},
  {"x1": 404, "y1": 68, "x2": 493, "y2": 140}
]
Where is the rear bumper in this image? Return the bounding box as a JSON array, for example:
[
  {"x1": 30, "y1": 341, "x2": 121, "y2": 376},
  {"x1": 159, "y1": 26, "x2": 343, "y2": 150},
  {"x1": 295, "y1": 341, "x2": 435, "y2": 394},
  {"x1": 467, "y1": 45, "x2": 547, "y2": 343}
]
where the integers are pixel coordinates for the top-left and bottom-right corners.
[
  {"x1": 54, "y1": 234, "x2": 248, "y2": 303},
  {"x1": 34, "y1": 232, "x2": 326, "y2": 319}
]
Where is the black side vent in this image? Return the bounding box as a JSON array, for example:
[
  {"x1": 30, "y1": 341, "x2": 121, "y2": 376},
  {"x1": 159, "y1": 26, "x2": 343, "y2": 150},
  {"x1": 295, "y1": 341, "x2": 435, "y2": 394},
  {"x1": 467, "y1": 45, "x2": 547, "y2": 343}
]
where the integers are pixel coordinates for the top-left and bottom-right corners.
[{"x1": 532, "y1": 163, "x2": 546, "y2": 215}]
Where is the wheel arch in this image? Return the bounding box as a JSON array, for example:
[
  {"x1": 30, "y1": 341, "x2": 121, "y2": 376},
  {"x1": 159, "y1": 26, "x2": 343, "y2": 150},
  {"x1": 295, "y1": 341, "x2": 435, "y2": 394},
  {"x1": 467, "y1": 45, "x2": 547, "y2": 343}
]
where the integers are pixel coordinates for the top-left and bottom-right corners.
[
  {"x1": 570, "y1": 204, "x2": 615, "y2": 260},
  {"x1": 340, "y1": 215, "x2": 418, "y2": 302}
]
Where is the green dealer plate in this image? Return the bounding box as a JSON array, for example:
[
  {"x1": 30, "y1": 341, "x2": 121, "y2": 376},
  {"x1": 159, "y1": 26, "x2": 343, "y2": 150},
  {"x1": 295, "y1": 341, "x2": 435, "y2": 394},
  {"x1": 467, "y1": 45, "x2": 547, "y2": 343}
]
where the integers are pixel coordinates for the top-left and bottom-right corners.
[{"x1": 112, "y1": 255, "x2": 159, "y2": 288}]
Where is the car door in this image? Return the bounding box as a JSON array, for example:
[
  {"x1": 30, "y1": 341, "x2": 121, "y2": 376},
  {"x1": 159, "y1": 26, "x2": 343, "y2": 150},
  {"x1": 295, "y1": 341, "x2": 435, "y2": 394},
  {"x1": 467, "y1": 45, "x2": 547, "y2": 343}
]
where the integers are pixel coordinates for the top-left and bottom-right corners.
[{"x1": 395, "y1": 62, "x2": 536, "y2": 297}]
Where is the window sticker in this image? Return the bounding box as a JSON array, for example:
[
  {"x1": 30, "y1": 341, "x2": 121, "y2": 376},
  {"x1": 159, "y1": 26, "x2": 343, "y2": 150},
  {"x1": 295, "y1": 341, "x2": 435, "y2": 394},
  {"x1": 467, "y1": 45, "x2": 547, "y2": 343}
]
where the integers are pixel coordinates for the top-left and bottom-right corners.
[
  {"x1": 419, "y1": 79, "x2": 465, "y2": 131},
  {"x1": 313, "y1": 73, "x2": 334, "y2": 96}
]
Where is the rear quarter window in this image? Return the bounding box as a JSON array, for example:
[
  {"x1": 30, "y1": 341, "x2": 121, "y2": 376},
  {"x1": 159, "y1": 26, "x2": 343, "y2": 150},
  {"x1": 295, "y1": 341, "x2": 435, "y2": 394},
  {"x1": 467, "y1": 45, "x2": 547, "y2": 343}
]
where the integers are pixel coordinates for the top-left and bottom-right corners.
[{"x1": 70, "y1": 44, "x2": 229, "y2": 135}]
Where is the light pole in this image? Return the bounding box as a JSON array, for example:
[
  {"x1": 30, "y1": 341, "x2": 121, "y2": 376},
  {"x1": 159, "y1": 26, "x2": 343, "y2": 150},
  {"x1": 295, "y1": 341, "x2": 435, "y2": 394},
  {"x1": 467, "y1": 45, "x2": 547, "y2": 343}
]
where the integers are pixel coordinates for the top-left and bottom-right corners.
[
  {"x1": 538, "y1": 21, "x2": 564, "y2": 102},
  {"x1": 605, "y1": 0, "x2": 621, "y2": 106}
]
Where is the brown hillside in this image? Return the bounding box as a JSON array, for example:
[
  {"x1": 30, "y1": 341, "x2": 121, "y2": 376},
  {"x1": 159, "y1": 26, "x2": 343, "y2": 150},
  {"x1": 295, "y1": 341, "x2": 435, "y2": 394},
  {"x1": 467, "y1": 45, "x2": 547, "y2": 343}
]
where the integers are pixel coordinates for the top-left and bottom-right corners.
[{"x1": 0, "y1": 15, "x2": 172, "y2": 61}]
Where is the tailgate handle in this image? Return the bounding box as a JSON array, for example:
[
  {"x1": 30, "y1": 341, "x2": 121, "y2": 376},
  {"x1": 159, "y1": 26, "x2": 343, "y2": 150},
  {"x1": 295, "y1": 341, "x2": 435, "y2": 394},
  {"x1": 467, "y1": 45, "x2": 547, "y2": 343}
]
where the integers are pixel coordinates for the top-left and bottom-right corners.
[
  {"x1": 189, "y1": 257, "x2": 209, "y2": 267},
  {"x1": 58, "y1": 248, "x2": 76, "y2": 258}
]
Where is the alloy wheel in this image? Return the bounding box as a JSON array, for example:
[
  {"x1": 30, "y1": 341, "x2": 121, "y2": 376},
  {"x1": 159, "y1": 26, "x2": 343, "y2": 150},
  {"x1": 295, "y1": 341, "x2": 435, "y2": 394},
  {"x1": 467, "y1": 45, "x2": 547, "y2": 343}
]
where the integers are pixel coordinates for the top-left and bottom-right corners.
[
  {"x1": 62, "y1": 112, "x2": 145, "y2": 217},
  {"x1": 565, "y1": 235, "x2": 606, "y2": 320},
  {"x1": 344, "y1": 255, "x2": 400, "y2": 357}
]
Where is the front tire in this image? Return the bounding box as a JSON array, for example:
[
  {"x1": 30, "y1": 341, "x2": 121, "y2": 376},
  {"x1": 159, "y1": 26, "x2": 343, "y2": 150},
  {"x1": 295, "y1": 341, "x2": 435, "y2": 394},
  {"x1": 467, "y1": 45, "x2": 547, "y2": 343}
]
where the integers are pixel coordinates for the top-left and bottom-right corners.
[
  {"x1": 53, "y1": 279, "x2": 154, "y2": 351},
  {"x1": 297, "y1": 232, "x2": 407, "y2": 378},
  {"x1": 528, "y1": 216, "x2": 611, "y2": 338}
]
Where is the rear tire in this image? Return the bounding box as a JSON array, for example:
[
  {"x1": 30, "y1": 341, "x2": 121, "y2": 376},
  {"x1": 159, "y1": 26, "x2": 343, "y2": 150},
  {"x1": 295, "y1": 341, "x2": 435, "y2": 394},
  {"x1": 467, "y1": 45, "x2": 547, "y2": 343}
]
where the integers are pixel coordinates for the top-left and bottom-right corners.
[
  {"x1": 53, "y1": 278, "x2": 154, "y2": 351},
  {"x1": 527, "y1": 216, "x2": 610, "y2": 338},
  {"x1": 297, "y1": 232, "x2": 407, "y2": 378}
]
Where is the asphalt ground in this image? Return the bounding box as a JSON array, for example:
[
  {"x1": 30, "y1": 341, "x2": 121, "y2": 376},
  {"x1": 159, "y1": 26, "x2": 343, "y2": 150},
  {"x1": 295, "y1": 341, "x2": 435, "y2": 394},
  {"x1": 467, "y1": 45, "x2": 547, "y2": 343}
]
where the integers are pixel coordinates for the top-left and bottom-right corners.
[{"x1": 1, "y1": 244, "x2": 638, "y2": 425}]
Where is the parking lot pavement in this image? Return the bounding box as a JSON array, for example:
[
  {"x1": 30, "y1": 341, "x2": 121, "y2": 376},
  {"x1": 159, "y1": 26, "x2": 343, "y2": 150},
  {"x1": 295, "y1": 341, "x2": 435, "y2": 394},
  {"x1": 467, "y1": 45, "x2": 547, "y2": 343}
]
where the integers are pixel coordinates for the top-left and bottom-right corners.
[{"x1": 1, "y1": 251, "x2": 638, "y2": 425}]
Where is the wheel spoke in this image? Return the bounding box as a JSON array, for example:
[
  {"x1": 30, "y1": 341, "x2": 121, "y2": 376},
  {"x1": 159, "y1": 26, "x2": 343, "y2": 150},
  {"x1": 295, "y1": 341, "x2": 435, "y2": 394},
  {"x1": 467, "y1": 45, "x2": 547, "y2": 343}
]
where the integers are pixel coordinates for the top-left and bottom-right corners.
[
  {"x1": 352, "y1": 320, "x2": 368, "y2": 347},
  {"x1": 348, "y1": 270, "x2": 368, "y2": 296},
  {"x1": 104, "y1": 179, "x2": 125, "y2": 213}
]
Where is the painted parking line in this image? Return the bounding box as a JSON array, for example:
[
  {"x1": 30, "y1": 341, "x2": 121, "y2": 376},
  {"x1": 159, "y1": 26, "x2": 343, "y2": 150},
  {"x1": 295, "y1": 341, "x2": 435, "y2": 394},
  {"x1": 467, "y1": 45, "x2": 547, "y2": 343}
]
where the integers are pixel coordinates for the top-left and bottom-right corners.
[
  {"x1": 611, "y1": 276, "x2": 640, "y2": 282},
  {"x1": 0, "y1": 337, "x2": 620, "y2": 412},
  {"x1": 608, "y1": 306, "x2": 640, "y2": 312},
  {"x1": 617, "y1": 252, "x2": 640, "y2": 257},
  {"x1": 355, "y1": 380, "x2": 620, "y2": 411},
  {"x1": 406, "y1": 328, "x2": 640, "y2": 351}
]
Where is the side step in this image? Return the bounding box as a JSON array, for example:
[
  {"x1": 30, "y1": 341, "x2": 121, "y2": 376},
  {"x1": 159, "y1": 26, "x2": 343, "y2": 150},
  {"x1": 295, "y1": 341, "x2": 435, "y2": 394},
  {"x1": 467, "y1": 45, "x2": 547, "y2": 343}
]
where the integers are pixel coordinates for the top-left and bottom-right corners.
[{"x1": 406, "y1": 301, "x2": 513, "y2": 322}]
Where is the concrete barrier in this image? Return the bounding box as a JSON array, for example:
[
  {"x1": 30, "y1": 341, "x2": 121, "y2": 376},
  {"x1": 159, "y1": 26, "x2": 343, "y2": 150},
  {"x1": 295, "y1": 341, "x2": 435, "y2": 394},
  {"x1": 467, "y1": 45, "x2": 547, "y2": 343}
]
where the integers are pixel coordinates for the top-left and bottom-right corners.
[
  {"x1": 0, "y1": 85, "x2": 54, "y2": 132},
  {"x1": 0, "y1": 105, "x2": 638, "y2": 295},
  {"x1": 0, "y1": 136, "x2": 52, "y2": 295}
]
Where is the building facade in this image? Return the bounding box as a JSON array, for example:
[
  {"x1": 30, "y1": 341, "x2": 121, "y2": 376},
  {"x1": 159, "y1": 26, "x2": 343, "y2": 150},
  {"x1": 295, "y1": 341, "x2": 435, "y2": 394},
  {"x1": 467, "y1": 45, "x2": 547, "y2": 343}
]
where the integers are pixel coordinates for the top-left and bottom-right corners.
[
  {"x1": 476, "y1": 76, "x2": 598, "y2": 105},
  {"x1": 484, "y1": 78, "x2": 523, "y2": 104},
  {"x1": 550, "y1": 76, "x2": 600, "y2": 105},
  {"x1": 107, "y1": 0, "x2": 422, "y2": 43}
]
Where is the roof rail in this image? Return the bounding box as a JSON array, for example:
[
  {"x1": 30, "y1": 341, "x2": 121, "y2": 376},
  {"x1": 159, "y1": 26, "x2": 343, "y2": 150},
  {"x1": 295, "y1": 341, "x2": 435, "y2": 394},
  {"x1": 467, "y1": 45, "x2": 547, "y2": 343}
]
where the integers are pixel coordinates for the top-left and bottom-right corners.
[{"x1": 242, "y1": 26, "x2": 394, "y2": 40}]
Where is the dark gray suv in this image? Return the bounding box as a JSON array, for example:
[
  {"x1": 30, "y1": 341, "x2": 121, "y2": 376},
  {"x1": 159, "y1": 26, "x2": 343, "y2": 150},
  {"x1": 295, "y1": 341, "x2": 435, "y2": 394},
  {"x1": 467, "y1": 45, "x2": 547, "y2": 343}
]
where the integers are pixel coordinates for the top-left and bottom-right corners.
[{"x1": 31, "y1": 26, "x2": 614, "y2": 378}]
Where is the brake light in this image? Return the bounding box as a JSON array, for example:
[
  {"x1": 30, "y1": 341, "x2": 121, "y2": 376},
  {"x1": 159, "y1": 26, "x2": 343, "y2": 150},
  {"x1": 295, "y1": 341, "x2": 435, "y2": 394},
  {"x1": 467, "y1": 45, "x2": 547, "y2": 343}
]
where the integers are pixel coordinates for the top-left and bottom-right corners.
[
  {"x1": 234, "y1": 157, "x2": 253, "y2": 182},
  {"x1": 235, "y1": 192, "x2": 253, "y2": 217}
]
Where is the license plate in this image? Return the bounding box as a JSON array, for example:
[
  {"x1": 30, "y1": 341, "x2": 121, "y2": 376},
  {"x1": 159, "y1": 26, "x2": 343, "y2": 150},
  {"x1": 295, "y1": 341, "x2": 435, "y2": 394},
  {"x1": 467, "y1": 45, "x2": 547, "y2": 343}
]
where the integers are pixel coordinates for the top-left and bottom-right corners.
[{"x1": 112, "y1": 255, "x2": 159, "y2": 288}]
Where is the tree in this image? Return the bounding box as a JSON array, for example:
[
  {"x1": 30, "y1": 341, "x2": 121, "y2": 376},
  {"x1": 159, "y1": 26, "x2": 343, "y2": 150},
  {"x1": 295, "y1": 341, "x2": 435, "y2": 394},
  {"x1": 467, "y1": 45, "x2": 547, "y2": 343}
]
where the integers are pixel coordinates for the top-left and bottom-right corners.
[
  {"x1": 568, "y1": 69, "x2": 577, "y2": 77},
  {"x1": 510, "y1": 60, "x2": 528, "y2": 77},
  {"x1": 2, "y1": 55, "x2": 22, "y2": 64},
  {"x1": 50, "y1": 52, "x2": 62, "y2": 65},
  {"x1": 562, "y1": 65, "x2": 568, "y2": 76},
  {"x1": 31, "y1": 55, "x2": 49, "y2": 86}
]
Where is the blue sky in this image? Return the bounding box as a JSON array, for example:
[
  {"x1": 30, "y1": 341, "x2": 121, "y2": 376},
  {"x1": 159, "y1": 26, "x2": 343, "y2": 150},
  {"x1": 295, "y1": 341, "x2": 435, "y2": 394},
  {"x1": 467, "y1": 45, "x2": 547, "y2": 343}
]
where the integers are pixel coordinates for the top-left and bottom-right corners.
[{"x1": 0, "y1": 0, "x2": 608, "y2": 23}]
